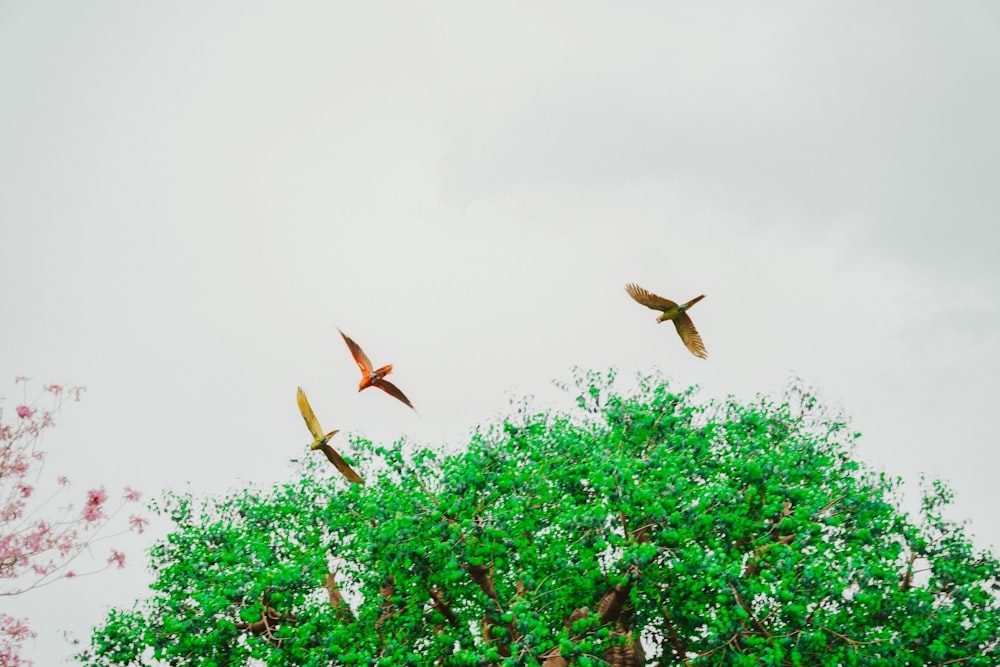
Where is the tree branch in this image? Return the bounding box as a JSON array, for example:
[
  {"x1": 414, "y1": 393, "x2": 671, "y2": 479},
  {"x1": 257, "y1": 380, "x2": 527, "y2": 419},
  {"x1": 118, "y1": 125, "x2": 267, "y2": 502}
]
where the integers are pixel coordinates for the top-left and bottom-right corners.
[{"x1": 728, "y1": 582, "x2": 770, "y2": 638}]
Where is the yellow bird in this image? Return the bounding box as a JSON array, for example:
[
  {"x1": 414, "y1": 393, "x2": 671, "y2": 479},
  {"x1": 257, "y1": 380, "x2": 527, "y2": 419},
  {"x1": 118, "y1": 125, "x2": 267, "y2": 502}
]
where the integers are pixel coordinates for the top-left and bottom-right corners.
[
  {"x1": 625, "y1": 283, "x2": 708, "y2": 359},
  {"x1": 296, "y1": 387, "x2": 364, "y2": 484}
]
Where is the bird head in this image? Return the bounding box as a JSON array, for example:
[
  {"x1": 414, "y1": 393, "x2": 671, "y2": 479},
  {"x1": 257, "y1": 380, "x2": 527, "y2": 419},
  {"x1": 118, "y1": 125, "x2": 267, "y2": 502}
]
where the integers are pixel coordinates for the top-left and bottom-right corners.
[{"x1": 310, "y1": 430, "x2": 340, "y2": 449}]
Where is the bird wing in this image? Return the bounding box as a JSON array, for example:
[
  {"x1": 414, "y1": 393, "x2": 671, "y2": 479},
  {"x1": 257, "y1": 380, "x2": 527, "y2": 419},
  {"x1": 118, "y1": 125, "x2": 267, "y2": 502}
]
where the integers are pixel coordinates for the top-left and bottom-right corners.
[
  {"x1": 296, "y1": 387, "x2": 326, "y2": 441},
  {"x1": 672, "y1": 313, "x2": 708, "y2": 359},
  {"x1": 339, "y1": 329, "x2": 374, "y2": 375},
  {"x1": 318, "y1": 444, "x2": 365, "y2": 484},
  {"x1": 625, "y1": 283, "x2": 678, "y2": 311},
  {"x1": 375, "y1": 379, "x2": 415, "y2": 410}
]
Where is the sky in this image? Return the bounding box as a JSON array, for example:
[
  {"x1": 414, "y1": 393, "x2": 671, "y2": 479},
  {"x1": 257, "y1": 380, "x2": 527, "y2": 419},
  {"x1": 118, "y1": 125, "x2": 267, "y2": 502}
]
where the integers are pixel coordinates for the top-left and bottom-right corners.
[{"x1": 1, "y1": 2, "x2": 999, "y2": 664}]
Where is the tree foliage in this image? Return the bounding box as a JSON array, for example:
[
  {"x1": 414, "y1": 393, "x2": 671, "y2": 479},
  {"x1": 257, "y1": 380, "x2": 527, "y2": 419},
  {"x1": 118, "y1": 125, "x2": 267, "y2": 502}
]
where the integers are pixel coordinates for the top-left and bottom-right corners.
[{"x1": 80, "y1": 371, "x2": 1000, "y2": 666}]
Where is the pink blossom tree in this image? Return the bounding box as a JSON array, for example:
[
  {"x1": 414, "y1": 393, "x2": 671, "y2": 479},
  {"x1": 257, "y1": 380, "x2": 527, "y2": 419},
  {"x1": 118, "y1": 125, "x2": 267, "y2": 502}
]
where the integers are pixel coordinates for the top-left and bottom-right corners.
[{"x1": 0, "y1": 377, "x2": 147, "y2": 666}]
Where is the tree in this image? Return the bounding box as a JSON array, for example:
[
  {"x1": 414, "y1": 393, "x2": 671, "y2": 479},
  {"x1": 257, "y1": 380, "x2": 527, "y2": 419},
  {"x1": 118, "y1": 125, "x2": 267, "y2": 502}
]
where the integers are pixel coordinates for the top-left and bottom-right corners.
[
  {"x1": 79, "y1": 370, "x2": 1000, "y2": 666},
  {"x1": 1, "y1": 378, "x2": 147, "y2": 666}
]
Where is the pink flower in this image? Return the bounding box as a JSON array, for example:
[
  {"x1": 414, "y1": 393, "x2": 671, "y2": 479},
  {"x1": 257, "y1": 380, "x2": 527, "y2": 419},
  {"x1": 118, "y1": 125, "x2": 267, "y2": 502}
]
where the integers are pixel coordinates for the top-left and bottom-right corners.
[
  {"x1": 57, "y1": 533, "x2": 76, "y2": 557},
  {"x1": 65, "y1": 571, "x2": 76, "y2": 578},
  {"x1": 24, "y1": 530, "x2": 43, "y2": 552},
  {"x1": 9, "y1": 457, "x2": 29, "y2": 476},
  {"x1": 123, "y1": 486, "x2": 141, "y2": 502},
  {"x1": 0, "y1": 614, "x2": 36, "y2": 642},
  {"x1": 82, "y1": 487, "x2": 108, "y2": 522},
  {"x1": 29, "y1": 519, "x2": 52, "y2": 544},
  {"x1": 57, "y1": 476, "x2": 70, "y2": 486},
  {"x1": 0, "y1": 503, "x2": 22, "y2": 521},
  {"x1": 44, "y1": 384, "x2": 63, "y2": 395},
  {"x1": 128, "y1": 515, "x2": 149, "y2": 534},
  {"x1": 107, "y1": 550, "x2": 126, "y2": 568},
  {"x1": 13, "y1": 376, "x2": 29, "y2": 385},
  {"x1": 17, "y1": 484, "x2": 32, "y2": 499},
  {"x1": 15, "y1": 406, "x2": 33, "y2": 419}
]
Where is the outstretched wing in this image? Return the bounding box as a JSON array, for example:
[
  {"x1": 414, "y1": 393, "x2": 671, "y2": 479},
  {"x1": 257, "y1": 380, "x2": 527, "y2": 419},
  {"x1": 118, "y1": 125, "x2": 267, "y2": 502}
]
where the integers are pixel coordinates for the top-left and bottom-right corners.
[
  {"x1": 625, "y1": 283, "x2": 678, "y2": 312},
  {"x1": 296, "y1": 387, "x2": 326, "y2": 441},
  {"x1": 376, "y1": 379, "x2": 415, "y2": 410},
  {"x1": 318, "y1": 444, "x2": 365, "y2": 484},
  {"x1": 339, "y1": 329, "x2": 374, "y2": 375},
  {"x1": 673, "y1": 313, "x2": 708, "y2": 359}
]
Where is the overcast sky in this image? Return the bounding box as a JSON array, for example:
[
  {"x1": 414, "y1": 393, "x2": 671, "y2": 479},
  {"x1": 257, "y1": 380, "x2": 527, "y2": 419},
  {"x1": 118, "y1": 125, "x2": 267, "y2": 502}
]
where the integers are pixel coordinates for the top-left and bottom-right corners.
[{"x1": 2, "y1": 2, "x2": 999, "y2": 664}]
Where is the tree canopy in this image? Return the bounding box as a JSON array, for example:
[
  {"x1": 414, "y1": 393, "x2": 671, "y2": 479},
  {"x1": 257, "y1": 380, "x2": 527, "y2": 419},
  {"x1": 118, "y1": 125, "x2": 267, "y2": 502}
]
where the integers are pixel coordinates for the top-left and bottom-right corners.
[{"x1": 79, "y1": 371, "x2": 1000, "y2": 666}]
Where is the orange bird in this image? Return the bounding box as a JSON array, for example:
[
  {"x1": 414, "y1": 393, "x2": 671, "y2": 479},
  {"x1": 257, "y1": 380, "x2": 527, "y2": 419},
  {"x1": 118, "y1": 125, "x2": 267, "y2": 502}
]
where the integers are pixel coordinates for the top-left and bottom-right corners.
[{"x1": 339, "y1": 329, "x2": 415, "y2": 410}]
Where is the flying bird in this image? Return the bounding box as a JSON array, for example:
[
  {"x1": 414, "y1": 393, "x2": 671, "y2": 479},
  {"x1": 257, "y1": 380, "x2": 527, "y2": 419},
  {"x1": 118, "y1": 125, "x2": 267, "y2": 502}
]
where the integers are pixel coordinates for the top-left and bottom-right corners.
[
  {"x1": 296, "y1": 386, "x2": 364, "y2": 484},
  {"x1": 625, "y1": 283, "x2": 708, "y2": 359},
  {"x1": 339, "y1": 329, "x2": 416, "y2": 410}
]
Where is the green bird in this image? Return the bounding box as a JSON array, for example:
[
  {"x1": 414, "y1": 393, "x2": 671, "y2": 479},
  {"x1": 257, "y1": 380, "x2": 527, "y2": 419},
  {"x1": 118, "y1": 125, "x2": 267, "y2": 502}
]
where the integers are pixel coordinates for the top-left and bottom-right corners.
[
  {"x1": 625, "y1": 283, "x2": 708, "y2": 359},
  {"x1": 296, "y1": 387, "x2": 364, "y2": 484}
]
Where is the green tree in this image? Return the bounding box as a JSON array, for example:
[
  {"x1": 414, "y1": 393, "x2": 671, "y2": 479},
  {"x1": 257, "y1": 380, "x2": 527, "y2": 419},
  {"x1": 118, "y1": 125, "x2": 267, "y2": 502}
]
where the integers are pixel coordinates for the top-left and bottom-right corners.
[{"x1": 79, "y1": 371, "x2": 1000, "y2": 666}]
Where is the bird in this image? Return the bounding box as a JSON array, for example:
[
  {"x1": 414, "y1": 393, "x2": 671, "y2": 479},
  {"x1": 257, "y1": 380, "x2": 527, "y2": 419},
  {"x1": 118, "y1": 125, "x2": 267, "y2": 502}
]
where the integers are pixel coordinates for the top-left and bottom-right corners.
[
  {"x1": 625, "y1": 283, "x2": 708, "y2": 359},
  {"x1": 296, "y1": 386, "x2": 364, "y2": 484},
  {"x1": 338, "y1": 329, "x2": 416, "y2": 410}
]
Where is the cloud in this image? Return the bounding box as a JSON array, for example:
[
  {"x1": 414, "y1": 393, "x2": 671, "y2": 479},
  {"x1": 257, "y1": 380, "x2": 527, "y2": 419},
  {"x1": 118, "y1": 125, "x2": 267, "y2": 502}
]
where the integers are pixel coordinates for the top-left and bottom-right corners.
[{"x1": 437, "y1": 2, "x2": 1000, "y2": 275}]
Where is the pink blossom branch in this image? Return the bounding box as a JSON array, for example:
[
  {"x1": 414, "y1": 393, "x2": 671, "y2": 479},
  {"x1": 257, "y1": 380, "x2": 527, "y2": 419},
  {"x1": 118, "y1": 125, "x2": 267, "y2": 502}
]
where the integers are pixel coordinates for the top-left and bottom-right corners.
[{"x1": 0, "y1": 378, "x2": 145, "y2": 665}]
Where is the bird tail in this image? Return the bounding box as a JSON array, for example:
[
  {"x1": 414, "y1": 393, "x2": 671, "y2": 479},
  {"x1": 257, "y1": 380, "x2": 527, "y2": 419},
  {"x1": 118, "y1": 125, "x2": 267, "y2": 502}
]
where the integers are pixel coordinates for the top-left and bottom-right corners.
[{"x1": 681, "y1": 294, "x2": 706, "y2": 311}]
